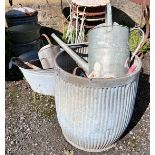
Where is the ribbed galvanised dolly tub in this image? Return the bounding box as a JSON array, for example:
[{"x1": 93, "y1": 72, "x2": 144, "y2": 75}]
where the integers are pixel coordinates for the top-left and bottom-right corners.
[{"x1": 54, "y1": 51, "x2": 142, "y2": 152}]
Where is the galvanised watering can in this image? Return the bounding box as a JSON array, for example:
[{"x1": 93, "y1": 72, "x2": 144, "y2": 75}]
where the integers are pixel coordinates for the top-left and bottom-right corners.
[{"x1": 87, "y1": 23, "x2": 144, "y2": 77}]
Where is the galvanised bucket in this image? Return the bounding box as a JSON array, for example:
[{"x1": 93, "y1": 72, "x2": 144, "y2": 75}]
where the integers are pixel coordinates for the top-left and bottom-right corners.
[
  {"x1": 38, "y1": 34, "x2": 60, "y2": 69},
  {"x1": 54, "y1": 50, "x2": 142, "y2": 152}
]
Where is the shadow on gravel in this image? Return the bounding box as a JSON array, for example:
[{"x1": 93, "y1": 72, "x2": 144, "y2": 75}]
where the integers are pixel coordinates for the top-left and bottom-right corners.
[
  {"x1": 5, "y1": 26, "x2": 62, "y2": 81},
  {"x1": 62, "y1": 6, "x2": 135, "y2": 28},
  {"x1": 120, "y1": 72, "x2": 150, "y2": 139},
  {"x1": 5, "y1": 28, "x2": 23, "y2": 81}
]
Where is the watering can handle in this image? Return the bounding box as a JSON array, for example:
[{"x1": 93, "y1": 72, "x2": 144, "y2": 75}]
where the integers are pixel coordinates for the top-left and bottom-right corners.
[
  {"x1": 130, "y1": 27, "x2": 145, "y2": 62},
  {"x1": 41, "y1": 34, "x2": 54, "y2": 47}
]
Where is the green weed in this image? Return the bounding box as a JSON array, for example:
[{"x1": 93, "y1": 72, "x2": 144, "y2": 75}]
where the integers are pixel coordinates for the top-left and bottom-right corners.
[
  {"x1": 129, "y1": 30, "x2": 150, "y2": 54},
  {"x1": 31, "y1": 92, "x2": 55, "y2": 118}
]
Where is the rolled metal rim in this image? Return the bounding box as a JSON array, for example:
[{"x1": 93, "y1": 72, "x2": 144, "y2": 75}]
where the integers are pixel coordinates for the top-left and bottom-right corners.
[
  {"x1": 19, "y1": 67, "x2": 55, "y2": 75},
  {"x1": 39, "y1": 44, "x2": 58, "y2": 53},
  {"x1": 39, "y1": 44, "x2": 52, "y2": 52},
  {"x1": 88, "y1": 23, "x2": 129, "y2": 34},
  {"x1": 55, "y1": 51, "x2": 142, "y2": 88}
]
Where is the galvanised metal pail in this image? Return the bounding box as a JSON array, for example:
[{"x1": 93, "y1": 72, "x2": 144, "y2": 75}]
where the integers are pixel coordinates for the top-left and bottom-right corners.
[{"x1": 55, "y1": 50, "x2": 142, "y2": 152}]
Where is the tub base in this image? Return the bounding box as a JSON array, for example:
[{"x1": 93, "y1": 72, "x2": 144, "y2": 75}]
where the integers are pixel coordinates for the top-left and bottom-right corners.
[{"x1": 63, "y1": 132, "x2": 116, "y2": 152}]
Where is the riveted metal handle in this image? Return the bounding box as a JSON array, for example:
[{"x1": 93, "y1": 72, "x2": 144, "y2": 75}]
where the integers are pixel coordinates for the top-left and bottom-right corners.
[
  {"x1": 41, "y1": 34, "x2": 53, "y2": 47},
  {"x1": 130, "y1": 27, "x2": 145, "y2": 62}
]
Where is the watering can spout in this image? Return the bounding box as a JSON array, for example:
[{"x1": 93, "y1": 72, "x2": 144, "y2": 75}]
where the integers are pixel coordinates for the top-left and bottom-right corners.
[{"x1": 51, "y1": 33, "x2": 89, "y2": 73}]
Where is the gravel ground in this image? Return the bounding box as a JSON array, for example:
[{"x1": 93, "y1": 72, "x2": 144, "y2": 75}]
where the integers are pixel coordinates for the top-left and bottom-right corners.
[{"x1": 5, "y1": 1, "x2": 149, "y2": 155}]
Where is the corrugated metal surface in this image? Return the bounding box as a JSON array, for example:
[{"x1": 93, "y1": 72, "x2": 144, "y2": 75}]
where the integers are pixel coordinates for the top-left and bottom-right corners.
[{"x1": 55, "y1": 52, "x2": 142, "y2": 152}]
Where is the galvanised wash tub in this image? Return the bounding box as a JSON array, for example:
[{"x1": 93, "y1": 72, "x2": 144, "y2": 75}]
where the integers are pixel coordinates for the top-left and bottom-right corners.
[
  {"x1": 18, "y1": 51, "x2": 55, "y2": 96},
  {"x1": 54, "y1": 51, "x2": 142, "y2": 152}
]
